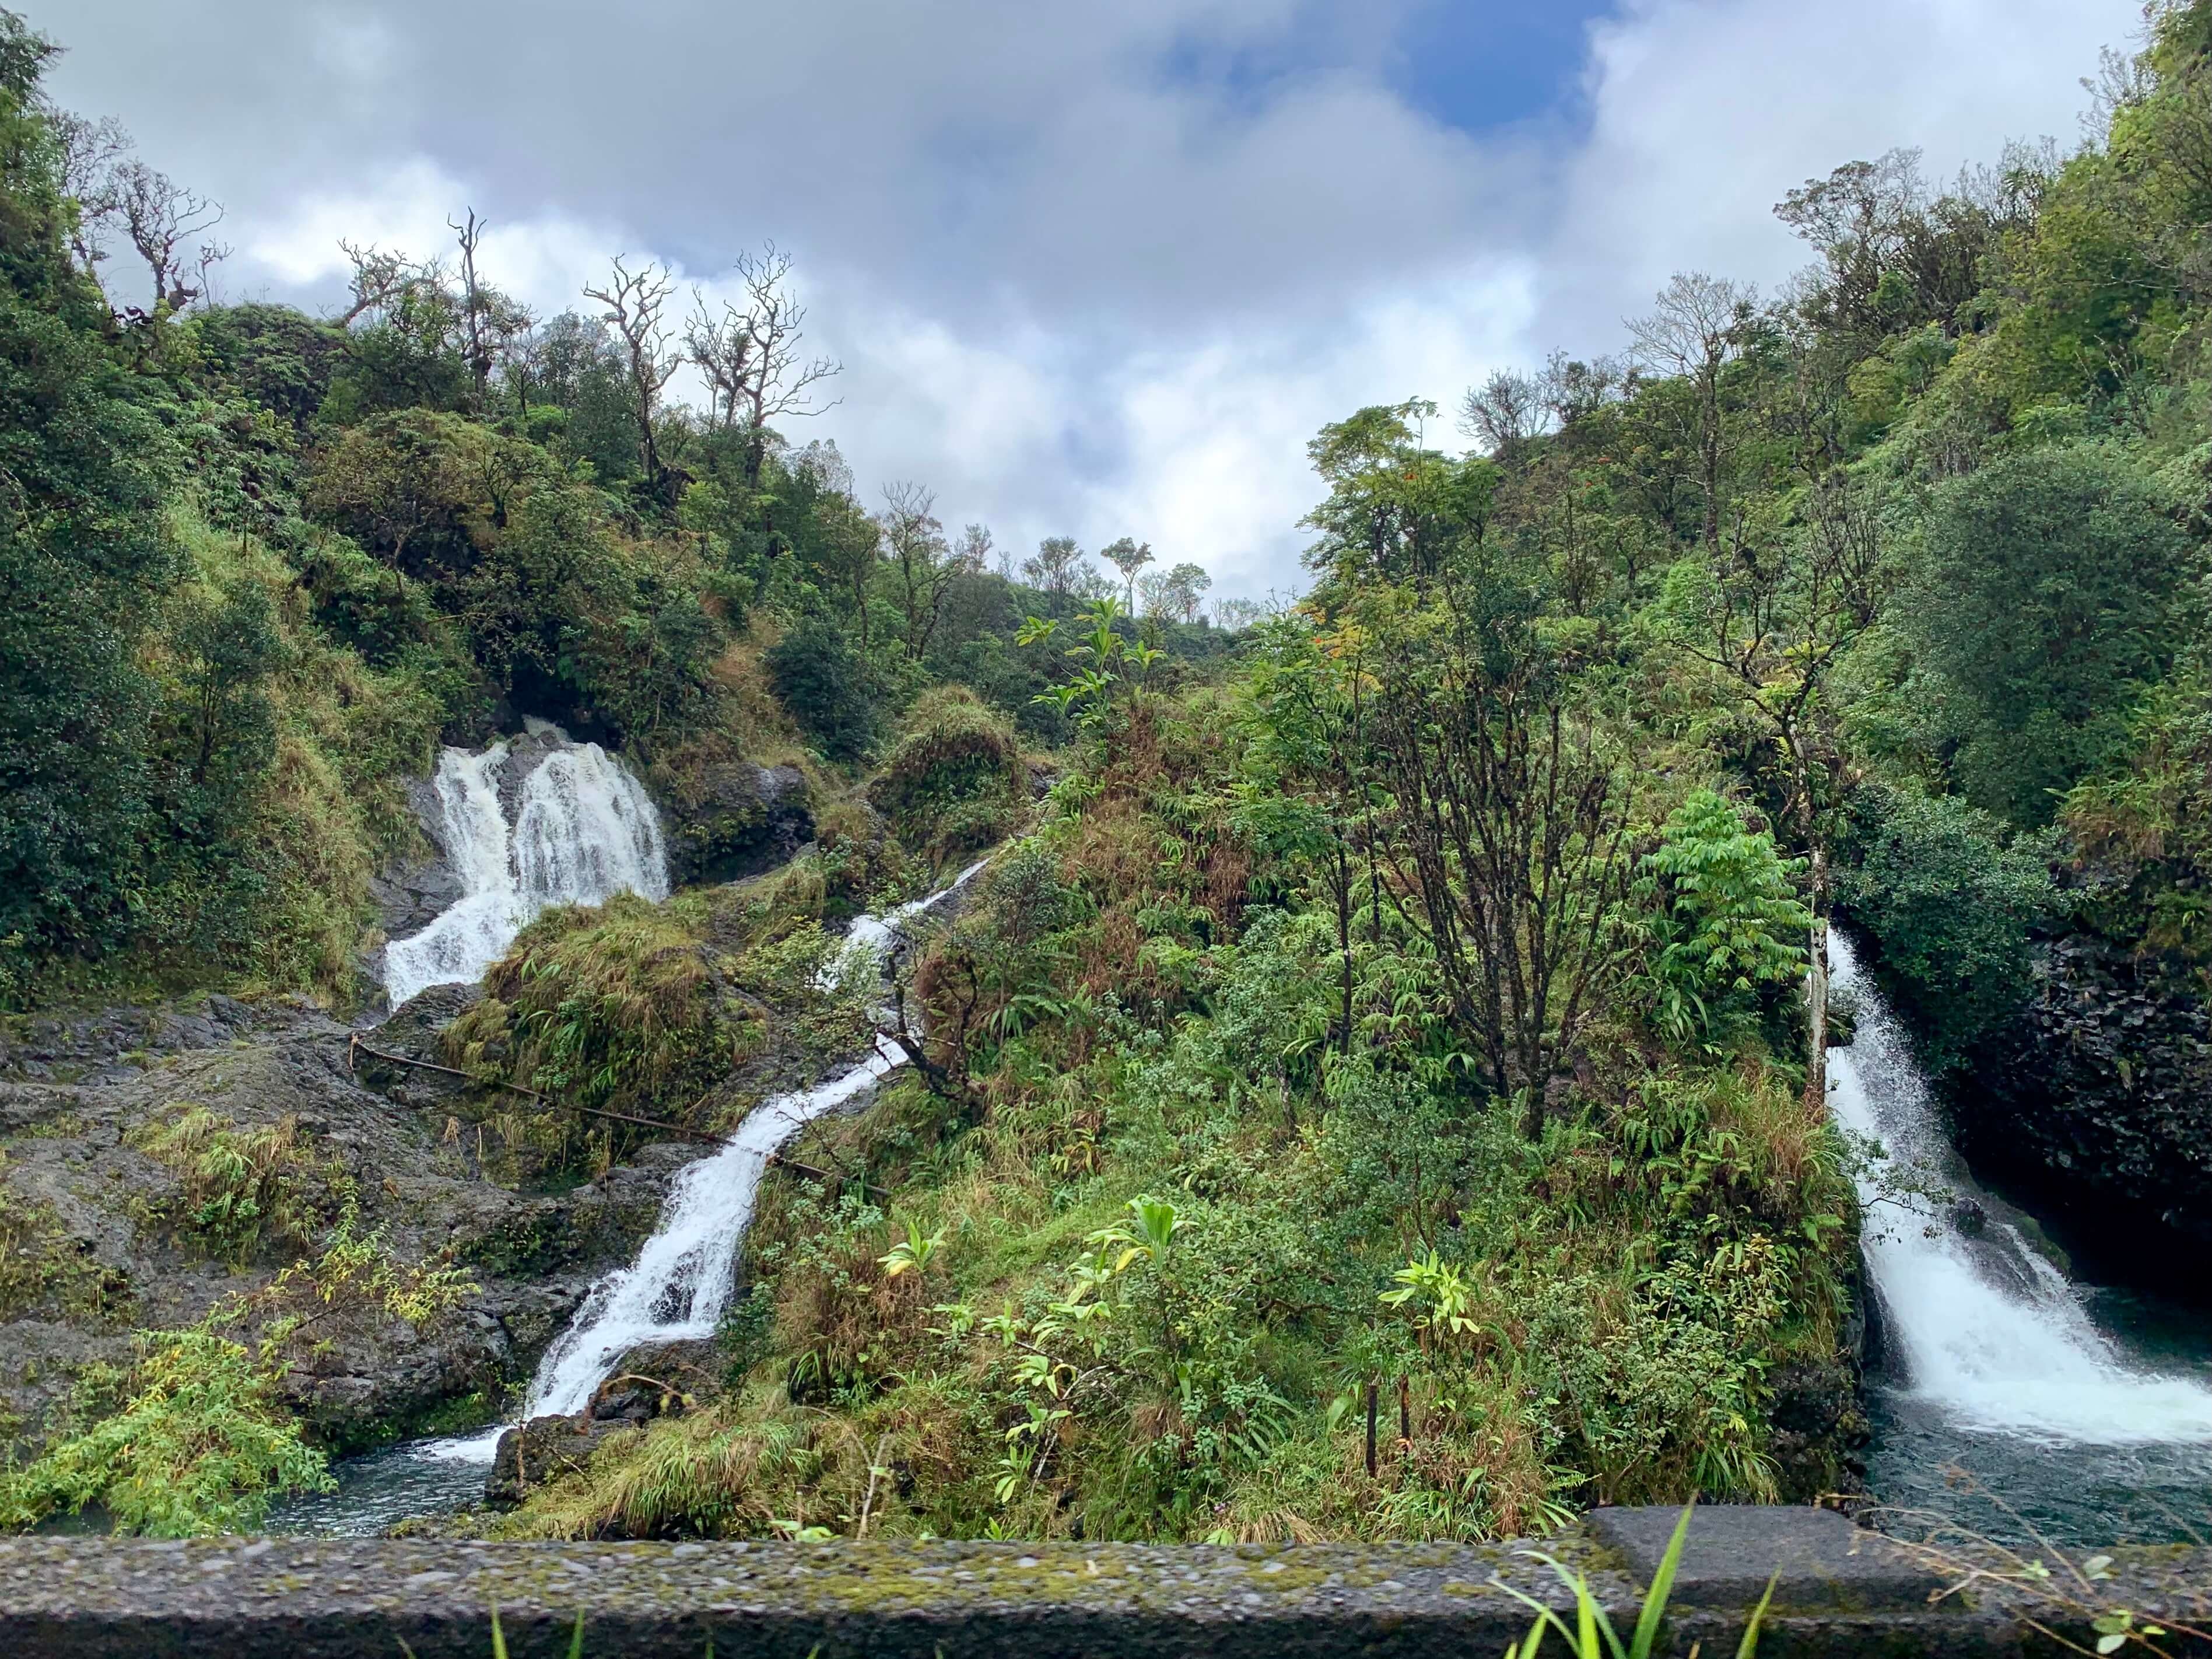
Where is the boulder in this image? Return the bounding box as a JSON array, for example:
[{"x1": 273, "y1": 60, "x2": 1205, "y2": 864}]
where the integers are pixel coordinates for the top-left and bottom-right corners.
[
  {"x1": 657, "y1": 761, "x2": 814, "y2": 886},
  {"x1": 596, "y1": 1337, "x2": 723, "y2": 1418},
  {"x1": 484, "y1": 1413, "x2": 639, "y2": 1508}
]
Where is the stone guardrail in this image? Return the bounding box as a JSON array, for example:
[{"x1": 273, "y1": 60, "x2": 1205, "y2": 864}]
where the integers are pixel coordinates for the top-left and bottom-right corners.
[{"x1": 3, "y1": 1507, "x2": 2207, "y2": 1658}]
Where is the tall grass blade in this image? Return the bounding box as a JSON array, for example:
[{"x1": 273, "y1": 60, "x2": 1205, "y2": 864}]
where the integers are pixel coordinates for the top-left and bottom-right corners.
[
  {"x1": 1736, "y1": 1570, "x2": 1777, "y2": 1659},
  {"x1": 1628, "y1": 1503, "x2": 1696, "y2": 1659}
]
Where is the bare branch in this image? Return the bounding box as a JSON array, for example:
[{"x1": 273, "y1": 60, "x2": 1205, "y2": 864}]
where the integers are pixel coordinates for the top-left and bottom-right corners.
[
  {"x1": 584, "y1": 256, "x2": 680, "y2": 498},
  {"x1": 690, "y1": 242, "x2": 843, "y2": 485},
  {"x1": 108, "y1": 159, "x2": 223, "y2": 312}
]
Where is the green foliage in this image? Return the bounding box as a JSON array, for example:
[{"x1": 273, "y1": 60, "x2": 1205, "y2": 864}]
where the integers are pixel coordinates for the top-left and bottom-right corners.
[
  {"x1": 867, "y1": 686, "x2": 1026, "y2": 862},
  {"x1": 769, "y1": 615, "x2": 881, "y2": 761},
  {"x1": 1632, "y1": 791, "x2": 1810, "y2": 1049},
  {"x1": 1837, "y1": 786, "x2": 2057, "y2": 1070},
  {"x1": 0, "y1": 1327, "x2": 333, "y2": 1536},
  {"x1": 0, "y1": 14, "x2": 179, "y2": 970},
  {"x1": 443, "y1": 894, "x2": 760, "y2": 1168},
  {"x1": 1903, "y1": 443, "x2": 2197, "y2": 827},
  {"x1": 2062, "y1": 671, "x2": 2212, "y2": 958},
  {"x1": 128, "y1": 1104, "x2": 352, "y2": 1263}
]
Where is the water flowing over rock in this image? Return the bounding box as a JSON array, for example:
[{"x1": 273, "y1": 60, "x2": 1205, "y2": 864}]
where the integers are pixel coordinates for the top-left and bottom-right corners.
[
  {"x1": 1830, "y1": 930, "x2": 2212, "y2": 1446},
  {"x1": 517, "y1": 860, "x2": 985, "y2": 1426},
  {"x1": 383, "y1": 724, "x2": 668, "y2": 1010}
]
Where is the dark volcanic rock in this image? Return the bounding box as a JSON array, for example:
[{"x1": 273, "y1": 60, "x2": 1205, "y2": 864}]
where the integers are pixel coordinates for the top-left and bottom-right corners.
[
  {"x1": 599, "y1": 1338, "x2": 723, "y2": 1416},
  {"x1": 485, "y1": 1413, "x2": 641, "y2": 1507},
  {"x1": 656, "y1": 761, "x2": 814, "y2": 886},
  {"x1": 1966, "y1": 934, "x2": 2212, "y2": 1288},
  {"x1": 0, "y1": 991, "x2": 708, "y2": 1461}
]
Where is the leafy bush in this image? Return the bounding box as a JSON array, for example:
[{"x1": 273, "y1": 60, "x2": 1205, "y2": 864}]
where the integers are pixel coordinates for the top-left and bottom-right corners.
[
  {"x1": 1632, "y1": 790, "x2": 1810, "y2": 1049},
  {"x1": 866, "y1": 686, "x2": 1026, "y2": 862},
  {"x1": 128, "y1": 1104, "x2": 353, "y2": 1263},
  {"x1": 443, "y1": 894, "x2": 762, "y2": 1168},
  {"x1": 2062, "y1": 671, "x2": 2212, "y2": 958},
  {"x1": 0, "y1": 1328, "x2": 333, "y2": 1536},
  {"x1": 767, "y1": 615, "x2": 881, "y2": 761},
  {"x1": 1903, "y1": 443, "x2": 2197, "y2": 827},
  {"x1": 1837, "y1": 785, "x2": 2057, "y2": 1070}
]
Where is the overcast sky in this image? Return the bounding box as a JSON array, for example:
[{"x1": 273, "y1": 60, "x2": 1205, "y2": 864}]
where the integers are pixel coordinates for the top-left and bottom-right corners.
[{"x1": 41, "y1": 0, "x2": 2140, "y2": 598}]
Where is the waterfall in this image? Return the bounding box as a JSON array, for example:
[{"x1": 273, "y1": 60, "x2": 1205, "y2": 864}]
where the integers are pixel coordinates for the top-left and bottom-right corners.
[
  {"x1": 433, "y1": 859, "x2": 987, "y2": 1460},
  {"x1": 383, "y1": 728, "x2": 669, "y2": 1009},
  {"x1": 1829, "y1": 931, "x2": 2212, "y2": 1447}
]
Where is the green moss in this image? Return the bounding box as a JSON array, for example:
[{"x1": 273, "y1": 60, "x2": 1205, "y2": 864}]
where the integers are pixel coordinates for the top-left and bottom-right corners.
[
  {"x1": 442, "y1": 894, "x2": 764, "y2": 1172},
  {"x1": 0, "y1": 1154, "x2": 130, "y2": 1322},
  {"x1": 867, "y1": 687, "x2": 1026, "y2": 865},
  {"x1": 127, "y1": 1102, "x2": 355, "y2": 1264}
]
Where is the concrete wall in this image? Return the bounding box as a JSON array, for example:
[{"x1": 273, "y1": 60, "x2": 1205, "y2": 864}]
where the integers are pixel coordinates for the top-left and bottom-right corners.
[{"x1": 3, "y1": 1508, "x2": 2206, "y2": 1658}]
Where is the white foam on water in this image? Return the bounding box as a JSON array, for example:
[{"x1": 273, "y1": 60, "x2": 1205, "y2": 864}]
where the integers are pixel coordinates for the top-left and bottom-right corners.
[
  {"x1": 1829, "y1": 931, "x2": 2212, "y2": 1447},
  {"x1": 383, "y1": 732, "x2": 668, "y2": 1009},
  {"x1": 431, "y1": 858, "x2": 990, "y2": 1463}
]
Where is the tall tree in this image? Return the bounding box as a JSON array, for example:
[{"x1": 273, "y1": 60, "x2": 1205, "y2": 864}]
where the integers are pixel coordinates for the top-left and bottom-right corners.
[
  {"x1": 1022, "y1": 534, "x2": 1086, "y2": 594},
  {"x1": 1625, "y1": 272, "x2": 1758, "y2": 550},
  {"x1": 1099, "y1": 535, "x2": 1154, "y2": 611},
  {"x1": 583, "y1": 257, "x2": 679, "y2": 505},
  {"x1": 686, "y1": 243, "x2": 841, "y2": 487},
  {"x1": 879, "y1": 482, "x2": 968, "y2": 662}
]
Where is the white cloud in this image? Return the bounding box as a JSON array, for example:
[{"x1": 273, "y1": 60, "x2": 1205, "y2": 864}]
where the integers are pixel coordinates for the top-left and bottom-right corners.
[
  {"x1": 1541, "y1": 0, "x2": 2136, "y2": 345},
  {"x1": 44, "y1": 0, "x2": 2145, "y2": 598}
]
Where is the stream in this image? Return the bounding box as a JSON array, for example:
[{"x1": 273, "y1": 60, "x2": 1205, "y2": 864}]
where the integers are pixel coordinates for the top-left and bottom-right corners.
[
  {"x1": 267, "y1": 739, "x2": 982, "y2": 1537},
  {"x1": 270, "y1": 738, "x2": 2212, "y2": 1542}
]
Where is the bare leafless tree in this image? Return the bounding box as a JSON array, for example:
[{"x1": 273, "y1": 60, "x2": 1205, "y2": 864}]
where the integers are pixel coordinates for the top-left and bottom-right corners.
[
  {"x1": 49, "y1": 111, "x2": 131, "y2": 289},
  {"x1": 1459, "y1": 369, "x2": 1550, "y2": 458},
  {"x1": 1625, "y1": 271, "x2": 1758, "y2": 549},
  {"x1": 584, "y1": 257, "x2": 681, "y2": 500},
  {"x1": 108, "y1": 159, "x2": 225, "y2": 312},
  {"x1": 439, "y1": 213, "x2": 532, "y2": 411},
  {"x1": 1670, "y1": 469, "x2": 1894, "y2": 1107},
  {"x1": 955, "y1": 523, "x2": 994, "y2": 576},
  {"x1": 1369, "y1": 626, "x2": 1630, "y2": 1135},
  {"x1": 686, "y1": 242, "x2": 842, "y2": 486},
  {"x1": 1023, "y1": 535, "x2": 1086, "y2": 595},
  {"x1": 333, "y1": 241, "x2": 433, "y2": 327},
  {"x1": 1538, "y1": 350, "x2": 1625, "y2": 429},
  {"x1": 879, "y1": 482, "x2": 961, "y2": 662},
  {"x1": 683, "y1": 288, "x2": 753, "y2": 434}
]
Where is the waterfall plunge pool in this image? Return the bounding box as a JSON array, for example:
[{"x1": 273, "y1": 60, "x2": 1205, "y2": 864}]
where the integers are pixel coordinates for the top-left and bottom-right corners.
[{"x1": 1831, "y1": 932, "x2": 2212, "y2": 1545}]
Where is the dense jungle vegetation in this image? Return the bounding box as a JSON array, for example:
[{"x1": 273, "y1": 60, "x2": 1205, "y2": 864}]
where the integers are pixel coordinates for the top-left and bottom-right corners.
[{"x1": 5, "y1": 1, "x2": 2212, "y2": 1541}]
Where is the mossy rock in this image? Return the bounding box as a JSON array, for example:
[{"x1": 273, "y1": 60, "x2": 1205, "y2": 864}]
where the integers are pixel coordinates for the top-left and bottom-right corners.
[
  {"x1": 865, "y1": 688, "x2": 1025, "y2": 864},
  {"x1": 649, "y1": 737, "x2": 815, "y2": 887}
]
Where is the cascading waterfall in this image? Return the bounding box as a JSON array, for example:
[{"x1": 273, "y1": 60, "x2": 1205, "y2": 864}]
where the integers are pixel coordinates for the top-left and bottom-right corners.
[
  {"x1": 383, "y1": 726, "x2": 668, "y2": 1009},
  {"x1": 1829, "y1": 931, "x2": 2212, "y2": 1447},
  {"x1": 426, "y1": 860, "x2": 988, "y2": 1464}
]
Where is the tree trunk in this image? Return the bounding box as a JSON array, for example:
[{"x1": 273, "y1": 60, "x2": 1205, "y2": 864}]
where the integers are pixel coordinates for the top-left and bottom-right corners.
[{"x1": 1804, "y1": 842, "x2": 1831, "y2": 1113}]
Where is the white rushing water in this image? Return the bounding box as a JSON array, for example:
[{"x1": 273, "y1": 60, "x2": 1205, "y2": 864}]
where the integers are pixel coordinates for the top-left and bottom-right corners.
[
  {"x1": 383, "y1": 725, "x2": 669, "y2": 1009},
  {"x1": 1828, "y1": 931, "x2": 2212, "y2": 1447},
  {"x1": 433, "y1": 860, "x2": 987, "y2": 1460}
]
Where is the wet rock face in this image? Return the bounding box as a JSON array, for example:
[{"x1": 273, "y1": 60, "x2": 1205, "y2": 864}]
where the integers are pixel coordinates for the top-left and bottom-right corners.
[
  {"x1": 1966, "y1": 935, "x2": 2212, "y2": 1287},
  {"x1": 656, "y1": 762, "x2": 814, "y2": 887},
  {"x1": 0, "y1": 994, "x2": 314, "y2": 1084},
  {"x1": 484, "y1": 1413, "x2": 641, "y2": 1508},
  {"x1": 1765, "y1": 1353, "x2": 1870, "y2": 1502},
  {"x1": 0, "y1": 991, "x2": 706, "y2": 1461},
  {"x1": 369, "y1": 776, "x2": 467, "y2": 947}
]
